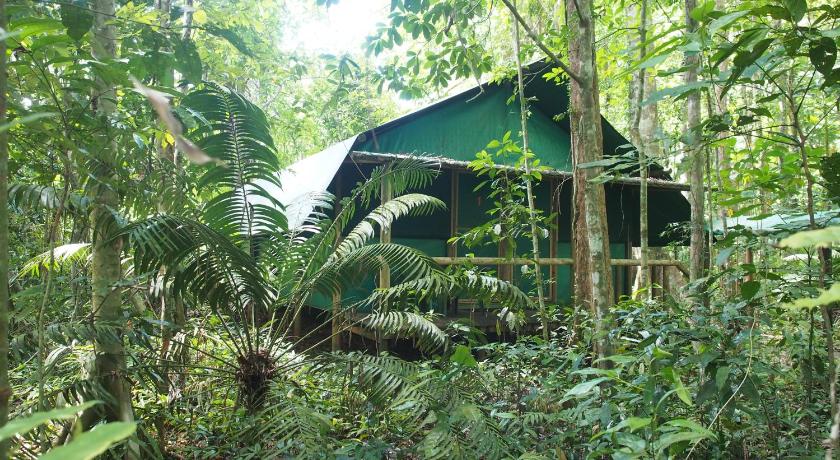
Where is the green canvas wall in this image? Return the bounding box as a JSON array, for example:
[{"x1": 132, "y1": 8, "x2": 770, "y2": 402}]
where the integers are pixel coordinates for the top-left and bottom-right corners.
[{"x1": 354, "y1": 84, "x2": 573, "y2": 172}]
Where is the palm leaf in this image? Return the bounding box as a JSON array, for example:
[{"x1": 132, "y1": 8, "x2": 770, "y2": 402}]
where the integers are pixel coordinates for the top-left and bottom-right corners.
[
  {"x1": 335, "y1": 193, "x2": 446, "y2": 256},
  {"x1": 360, "y1": 311, "x2": 448, "y2": 353},
  {"x1": 8, "y1": 184, "x2": 88, "y2": 213},
  {"x1": 16, "y1": 243, "x2": 91, "y2": 279},
  {"x1": 181, "y1": 83, "x2": 287, "y2": 240}
]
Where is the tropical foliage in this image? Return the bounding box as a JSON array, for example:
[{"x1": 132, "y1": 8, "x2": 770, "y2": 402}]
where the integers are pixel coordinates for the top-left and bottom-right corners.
[{"x1": 0, "y1": 0, "x2": 839, "y2": 459}]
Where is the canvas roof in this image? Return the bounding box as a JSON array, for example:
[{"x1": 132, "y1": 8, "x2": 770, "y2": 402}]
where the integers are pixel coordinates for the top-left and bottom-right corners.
[
  {"x1": 711, "y1": 209, "x2": 840, "y2": 236},
  {"x1": 260, "y1": 61, "x2": 687, "y2": 229}
]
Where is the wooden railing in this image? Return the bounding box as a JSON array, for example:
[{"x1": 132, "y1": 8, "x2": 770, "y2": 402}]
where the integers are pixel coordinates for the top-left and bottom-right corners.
[{"x1": 431, "y1": 257, "x2": 689, "y2": 276}]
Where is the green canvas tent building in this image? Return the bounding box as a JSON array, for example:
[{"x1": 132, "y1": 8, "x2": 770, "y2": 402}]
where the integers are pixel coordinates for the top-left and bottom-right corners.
[{"x1": 268, "y1": 62, "x2": 690, "y2": 327}]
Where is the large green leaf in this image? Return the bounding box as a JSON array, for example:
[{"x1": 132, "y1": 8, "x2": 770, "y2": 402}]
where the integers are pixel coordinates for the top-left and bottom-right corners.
[
  {"x1": 40, "y1": 422, "x2": 137, "y2": 460},
  {"x1": 565, "y1": 377, "x2": 610, "y2": 398},
  {"x1": 788, "y1": 283, "x2": 840, "y2": 308},
  {"x1": 779, "y1": 226, "x2": 840, "y2": 248},
  {"x1": 59, "y1": 0, "x2": 93, "y2": 41},
  {"x1": 0, "y1": 401, "x2": 99, "y2": 442}
]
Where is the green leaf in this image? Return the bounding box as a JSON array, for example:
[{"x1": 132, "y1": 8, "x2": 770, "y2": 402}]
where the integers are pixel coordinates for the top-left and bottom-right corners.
[
  {"x1": 664, "y1": 419, "x2": 716, "y2": 438},
  {"x1": 740, "y1": 280, "x2": 760, "y2": 300},
  {"x1": 779, "y1": 226, "x2": 840, "y2": 248},
  {"x1": 204, "y1": 25, "x2": 254, "y2": 57},
  {"x1": 662, "y1": 367, "x2": 692, "y2": 406},
  {"x1": 636, "y1": 54, "x2": 669, "y2": 70},
  {"x1": 59, "y1": 0, "x2": 93, "y2": 41},
  {"x1": 654, "y1": 430, "x2": 712, "y2": 455},
  {"x1": 40, "y1": 422, "x2": 137, "y2": 460},
  {"x1": 0, "y1": 113, "x2": 57, "y2": 134},
  {"x1": 643, "y1": 81, "x2": 709, "y2": 106},
  {"x1": 174, "y1": 38, "x2": 203, "y2": 83},
  {"x1": 592, "y1": 417, "x2": 652, "y2": 440},
  {"x1": 565, "y1": 377, "x2": 609, "y2": 398},
  {"x1": 0, "y1": 401, "x2": 99, "y2": 441},
  {"x1": 788, "y1": 283, "x2": 840, "y2": 308},
  {"x1": 10, "y1": 17, "x2": 64, "y2": 40},
  {"x1": 690, "y1": 0, "x2": 716, "y2": 21},
  {"x1": 715, "y1": 366, "x2": 729, "y2": 390},
  {"x1": 783, "y1": 0, "x2": 807, "y2": 22},
  {"x1": 809, "y1": 37, "x2": 837, "y2": 78},
  {"x1": 450, "y1": 345, "x2": 477, "y2": 367},
  {"x1": 708, "y1": 10, "x2": 749, "y2": 36},
  {"x1": 715, "y1": 246, "x2": 735, "y2": 266}
]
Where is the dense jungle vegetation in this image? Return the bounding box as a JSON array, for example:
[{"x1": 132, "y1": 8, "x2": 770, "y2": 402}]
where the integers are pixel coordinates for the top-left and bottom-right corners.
[{"x1": 0, "y1": 0, "x2": 839, "y2": 458}]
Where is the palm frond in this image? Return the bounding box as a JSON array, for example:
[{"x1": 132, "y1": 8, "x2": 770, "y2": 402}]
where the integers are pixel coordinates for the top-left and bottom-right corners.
[
  {"x1": 329, "y1": 158, "x2": 442, "y2": 243},
  {"x1": 8, "y1": 184, "x2": 88, "y2": 213},
  {"x1": 181, "y1": 84, "x2": 287, "y2": 239},
  {"x1": 311, "y1": 243, "x2": 436, "y2": 297},
  {"x1": 335, "y1": 193, "x2": 446, "y2": 256},
  {"x1": 16, "y1": 243, "x2": 91, "y2": 279},
  {"x1": 366, "y1": 269, "x2": 532, "y2": 311},
  {"x1": 360, "y1": 311, "x2": 448, "y2": 353},
  {"x1": 250, "y1": 397, "x2": 332, "y2": 457},
  {"x1": 125, "y1": 215, "x2": 272, "y2": 316}
]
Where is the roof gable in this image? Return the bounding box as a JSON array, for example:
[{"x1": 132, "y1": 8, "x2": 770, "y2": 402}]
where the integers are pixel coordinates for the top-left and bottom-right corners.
[
  {"x1": 351, "y1": 61, "x2": 633, "y2": 173},
  {"x1": 354, "y1": 81, "x2": 573, "y2": 171}
]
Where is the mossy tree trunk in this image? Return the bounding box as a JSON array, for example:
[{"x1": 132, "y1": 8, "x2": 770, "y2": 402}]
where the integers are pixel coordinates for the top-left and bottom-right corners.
[
  {"x1": 684, "y1": 0, "x2": 705, "y2": 289},
  {"x1": 566, "y1": 0, "x2": 614, "y2": 360},
  {"x1": 89, "y1": 0, "x2": 136, "y2": 434}
]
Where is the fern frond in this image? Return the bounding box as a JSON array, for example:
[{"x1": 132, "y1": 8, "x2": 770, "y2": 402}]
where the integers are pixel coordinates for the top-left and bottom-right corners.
[
  {"x1": 312, "y1": 243, "x2": 436, "y2": 296},
  {"x1": 335, "y1": 193, "x2": 446, "y2": 256},
  {"x1": 181, "y1": 84, "x2": 287, "y2": 240},
  {"x1": 125, "y1": 215, "x2": 272, "y2": 315},
  {"x1": 360, "y1": 311, "x2": 448, "y2": 353},
  {"x1": 366, "y1": 270, "x2": 532, "y2": 311},
  {"x1": 251, "y1": 397, "x2": 332, "y2": 457},
  {"x1": 8, "y1": 184, "x2": 88, "y2": 212},
  {"x1": 16, "y1": 243, "x2": 91, "y2": 279}
]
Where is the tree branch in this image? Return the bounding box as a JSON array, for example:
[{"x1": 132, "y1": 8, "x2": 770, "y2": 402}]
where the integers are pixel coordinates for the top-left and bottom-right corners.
[{"x1": 498, "y1": 0, "x2": 584, "y2": 85}]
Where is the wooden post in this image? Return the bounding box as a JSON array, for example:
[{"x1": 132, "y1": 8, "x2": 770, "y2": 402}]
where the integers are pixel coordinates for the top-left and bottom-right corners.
[
  {"x1": 448, "y1": 171, "x2": 459, "y2": 316},
  {"x1": 549, "y1": 178, "x2": 558, "y2": 302},
  {"x1": 378, "y1": 165, "x2": 393, "y2": 352},
  {"x1": 331, "y1": 173, "x2": 343, "y2": 351}
]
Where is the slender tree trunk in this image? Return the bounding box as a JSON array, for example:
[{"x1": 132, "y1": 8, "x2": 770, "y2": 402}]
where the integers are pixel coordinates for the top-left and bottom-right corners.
[
  {"x1": 0, "y1": 0, "x2": 11, "y2": 456},
  {"x1": 89, "y1": 0, "x2": 137, "y2": 440},
  {"x1": 628, "y1": 0, "x2": 649, "y2": 299},
  {"x1": 790, "y1": 107, "x2": 837, "y2": 456},
  {"x1": 684, "y1": 0, "x2": 705, "y2": 289},
  {"x1": 512, "y1": 3, "x2": 550, "y2": 341},
  {"x1": 566, "y1": 0, "x2": 614, "y2": 360}
]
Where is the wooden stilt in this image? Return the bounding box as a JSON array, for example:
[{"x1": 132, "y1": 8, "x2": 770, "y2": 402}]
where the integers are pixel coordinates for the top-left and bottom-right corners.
[
  {"x1": 448, "y1": 171, "x2": 459, "y2": 316},
  {"x1": 332, "y1": 173, "x2": 344, "y2": 351},
  {"x1": 378, "y1": 165, "x2": 393, "y2": 353}
]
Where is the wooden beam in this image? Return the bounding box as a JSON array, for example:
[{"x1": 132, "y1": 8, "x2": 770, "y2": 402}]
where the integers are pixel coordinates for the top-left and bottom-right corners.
[
  {"x1": 449, "y1": 171, "x2": 459, "y2": 258},
  {"x1": 433, "y1": 256, "x2": 574, "y2": 265}
]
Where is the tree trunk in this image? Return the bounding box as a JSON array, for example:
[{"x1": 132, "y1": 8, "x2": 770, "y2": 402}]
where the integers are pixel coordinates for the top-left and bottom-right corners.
[
  {"x1": 566, "y1": 0, "x2": 614, "y2": 360},
  {"x1": 684, "y1": 0, "x2": 705, "y2": 289},
  {"x1": 90, "y1": 0, "x2": 137, "y2": 434},
  {"x1": 0, "y1": 0, "x2": 11, "y2": 456},
  {"x1": 628, "y1": 0, "x2": 649, "y2": 299}
]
